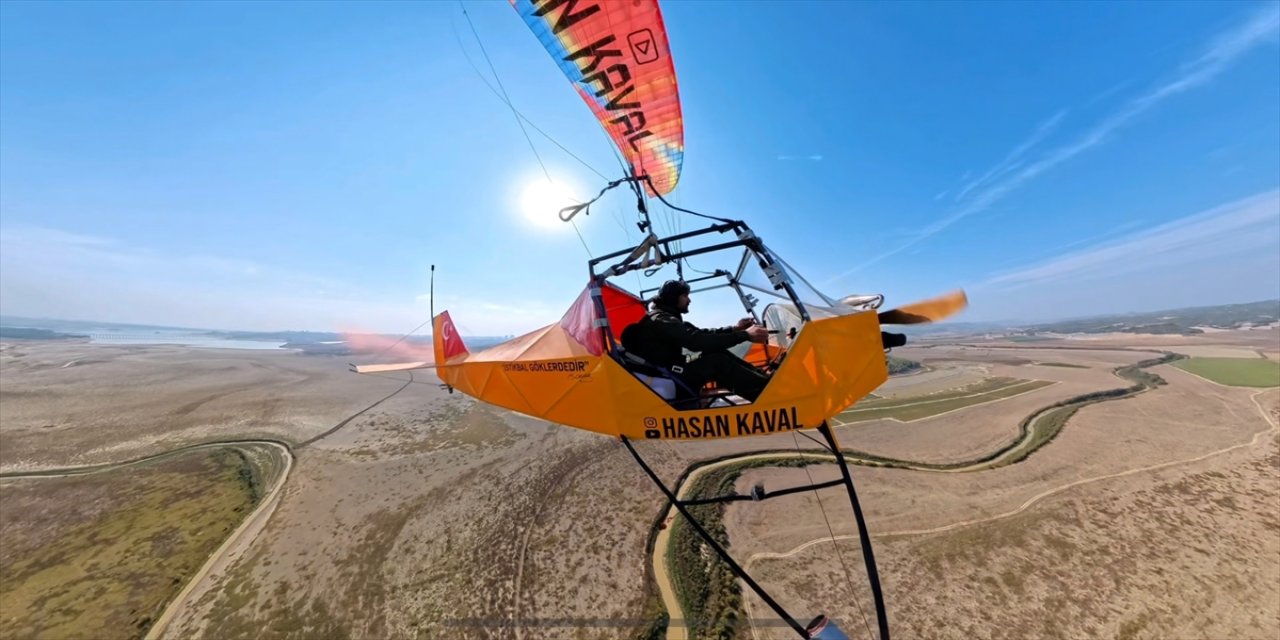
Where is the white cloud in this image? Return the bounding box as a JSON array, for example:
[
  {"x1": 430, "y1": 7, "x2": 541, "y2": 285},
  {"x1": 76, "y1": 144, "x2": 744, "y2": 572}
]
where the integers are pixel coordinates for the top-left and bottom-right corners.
[
  {"x1": 968, "y1": 4, "x2": 1280, "y2": 208},
  {"x1": 0, "y1": 225, "x2": 423, "y2": 332},
  {"x1": 954, "y1": 109, "x2": 1068, "y2": 202},
  {"x1": 978, "y1": 190, "x2": 1280, "y2": 291},
  {"x1": 1042, "y1": 219, "x2": 1148, "y2": 254},
  {"x1": 828, "y1": 4, "x2": 1280, "y2": 283}
]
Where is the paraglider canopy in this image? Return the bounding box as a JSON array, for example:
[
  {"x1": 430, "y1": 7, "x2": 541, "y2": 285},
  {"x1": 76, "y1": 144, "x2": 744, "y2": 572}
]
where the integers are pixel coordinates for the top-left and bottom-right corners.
[{"x1": 511, "y1": 0, "x2": 684, "y2": 195}]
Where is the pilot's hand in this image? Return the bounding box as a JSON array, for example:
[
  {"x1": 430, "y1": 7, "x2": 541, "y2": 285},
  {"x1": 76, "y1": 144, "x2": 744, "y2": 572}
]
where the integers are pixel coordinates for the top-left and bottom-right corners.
[
  {"x1": 734, "y1": 317, "x2": 754, "y2": 330},
  {"x1": 745, "y1": 325, "x2": 769, "y2": 344}
]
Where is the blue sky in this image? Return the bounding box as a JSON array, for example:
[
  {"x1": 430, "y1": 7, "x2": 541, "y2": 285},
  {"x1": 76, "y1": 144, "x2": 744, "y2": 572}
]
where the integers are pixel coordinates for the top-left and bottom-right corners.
[{"x1": 2, "y1": 1, "x2": 1277, "y2": 334}]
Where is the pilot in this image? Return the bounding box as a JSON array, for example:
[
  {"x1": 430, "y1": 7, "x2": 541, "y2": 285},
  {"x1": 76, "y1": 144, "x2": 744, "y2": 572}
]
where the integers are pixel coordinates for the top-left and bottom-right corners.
[{"x1": 627, "y1": 279, "x2": 771, "y2": 402}]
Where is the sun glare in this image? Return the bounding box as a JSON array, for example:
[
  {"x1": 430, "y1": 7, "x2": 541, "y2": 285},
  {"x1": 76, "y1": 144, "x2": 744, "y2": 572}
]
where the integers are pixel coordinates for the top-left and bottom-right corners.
[{"x1": 519, "y1": 180, "x2": 577, "y2": 230}]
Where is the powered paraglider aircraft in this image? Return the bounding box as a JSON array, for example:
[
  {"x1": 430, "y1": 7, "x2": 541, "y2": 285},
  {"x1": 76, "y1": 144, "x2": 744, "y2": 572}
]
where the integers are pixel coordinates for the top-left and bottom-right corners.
[{"x1": 355, "y1": 1, "x2": 968, "y2": 638}]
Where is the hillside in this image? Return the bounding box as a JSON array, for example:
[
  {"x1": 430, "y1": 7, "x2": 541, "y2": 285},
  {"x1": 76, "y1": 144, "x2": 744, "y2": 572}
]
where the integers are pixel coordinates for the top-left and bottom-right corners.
[{"x1": 1021, "y1": 299, "x2": 1279, "y2": 336}]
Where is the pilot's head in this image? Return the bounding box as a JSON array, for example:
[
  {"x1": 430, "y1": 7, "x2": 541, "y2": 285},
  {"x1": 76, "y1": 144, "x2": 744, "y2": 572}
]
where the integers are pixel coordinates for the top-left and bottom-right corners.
[{"x1": 655, "y1": 279, "x2": 692, "y2": 314}]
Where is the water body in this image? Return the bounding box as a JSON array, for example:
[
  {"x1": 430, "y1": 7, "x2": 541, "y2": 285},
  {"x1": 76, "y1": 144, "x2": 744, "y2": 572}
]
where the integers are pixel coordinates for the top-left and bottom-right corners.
[{"x1": 87, "y1": 332, "x2": 286, "y2": 350}]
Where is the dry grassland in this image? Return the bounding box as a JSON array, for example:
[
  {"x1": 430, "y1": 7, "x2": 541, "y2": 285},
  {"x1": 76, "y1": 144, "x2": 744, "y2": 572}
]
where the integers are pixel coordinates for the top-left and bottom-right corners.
[
  {"x1": 846, "y1": 374, "x2": 1117, "y2": 466},
  {"x1": 730, "y1": 359, "x2": 1271, "y2": 545},
  {"x1": 162, "y1": 388, "x2": 688, "y2": 640},
  {"x1": 0, "y1": 343, "x2": 395, "y2": 469},
  {"x1": 1164, "y1": 345, "x2": 1268, "y2": 358},
  {"x1": 0, "y1": 341, "x2": 697, "y2": 640},
  {"x1": 722, "y1": 355, "x2": 1279, "y2": 639},
  {"x1": 742, "y1": 432, "x2": 1278, "y2": 639},
  {"x1": 4, "y1": 330, "x2": 1277, "y2": 640}
]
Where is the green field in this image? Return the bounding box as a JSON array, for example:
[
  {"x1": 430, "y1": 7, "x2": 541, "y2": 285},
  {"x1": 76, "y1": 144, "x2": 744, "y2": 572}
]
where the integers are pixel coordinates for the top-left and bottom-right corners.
[
  {"x1": 1173, "y1": 357, "x2": 1280, "y2": 387},
  {"x1": 838, "y1": 377, "x2": 1055, "y2": 423},
  {"x1": 0, "y1": 448, "x2": 260, "y2": 639}
]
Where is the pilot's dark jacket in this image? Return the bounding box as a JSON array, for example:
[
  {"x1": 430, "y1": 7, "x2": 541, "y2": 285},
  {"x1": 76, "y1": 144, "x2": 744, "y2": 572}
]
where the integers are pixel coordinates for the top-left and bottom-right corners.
[
  {"x1": 631, "y1": 304, "x2": 750, "y2": 369},
  {"x1": 625, "y1": 302, "x2": 768, "y2": 402}
]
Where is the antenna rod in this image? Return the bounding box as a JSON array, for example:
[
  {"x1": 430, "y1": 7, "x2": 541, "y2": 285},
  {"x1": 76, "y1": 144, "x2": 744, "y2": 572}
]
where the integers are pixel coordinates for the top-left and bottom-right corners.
[{"x1": 430, "y1": 265, "x2": 436, "y2": 322}]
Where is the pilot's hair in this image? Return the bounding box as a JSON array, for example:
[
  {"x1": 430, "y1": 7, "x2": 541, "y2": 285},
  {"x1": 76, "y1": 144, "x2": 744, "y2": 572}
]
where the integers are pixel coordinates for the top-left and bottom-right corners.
[{"x1": 652, "y1": 279, "x2": 691, "y2": 306}]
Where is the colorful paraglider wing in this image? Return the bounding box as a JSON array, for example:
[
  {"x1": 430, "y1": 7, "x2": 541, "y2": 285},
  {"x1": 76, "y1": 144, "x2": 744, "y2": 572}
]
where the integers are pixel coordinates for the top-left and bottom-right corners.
[{"x1": 511, "y1": 0, "x2": 684, "y2": 195}]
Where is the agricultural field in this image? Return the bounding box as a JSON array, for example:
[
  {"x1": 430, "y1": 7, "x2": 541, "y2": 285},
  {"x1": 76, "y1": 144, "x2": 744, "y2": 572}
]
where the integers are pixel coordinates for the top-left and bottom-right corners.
[
  {"x1": 835, "y1": 377, "x2": 1055, "y2": 424},
  {"x1": 1173, "y1": 357, "x2": 1280, "y2": 387},
  {"x1": 0, "y1": 448, "x2": 261, "y2": 639},
  {"x1": 872, "y1": 362, "x2": 988, "y2": 399}
]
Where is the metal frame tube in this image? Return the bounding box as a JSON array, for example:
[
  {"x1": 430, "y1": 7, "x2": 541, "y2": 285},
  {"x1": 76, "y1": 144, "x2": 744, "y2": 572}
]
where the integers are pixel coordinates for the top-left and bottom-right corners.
[
  {"x1": 620, "y1": 436, "x2": 810, "y2": 638},
  {"x1": 817, "y1": 422, "x2": 890, "y2": 640}
]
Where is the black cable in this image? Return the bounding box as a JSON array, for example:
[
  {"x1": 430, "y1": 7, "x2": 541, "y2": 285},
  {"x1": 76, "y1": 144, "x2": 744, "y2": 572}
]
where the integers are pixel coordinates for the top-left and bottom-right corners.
[
  {"x1": 459, "y1": 3, "x2": 592, "y2": 256},
  {"x1": 450, "y1": 8, "x2": 611, "y2": 182},
  {"x1": 798, "y1": 428, "x2": 835, "y2": 452},
  {"x1": 642, "y1": 175, "x2": 737, "y2": 224}
]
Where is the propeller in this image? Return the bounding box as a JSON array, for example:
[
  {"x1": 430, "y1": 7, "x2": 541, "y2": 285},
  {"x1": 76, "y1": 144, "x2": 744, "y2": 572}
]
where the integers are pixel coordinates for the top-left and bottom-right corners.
[{"x1": 878, "y1": 289, "x2": 968, "y2": 325}]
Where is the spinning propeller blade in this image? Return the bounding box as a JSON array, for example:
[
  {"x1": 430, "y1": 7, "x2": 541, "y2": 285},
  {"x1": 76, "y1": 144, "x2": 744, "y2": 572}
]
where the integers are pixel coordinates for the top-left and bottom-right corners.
[{"x1": 878, "y1": 290, "x2": 968, "y2": 325}]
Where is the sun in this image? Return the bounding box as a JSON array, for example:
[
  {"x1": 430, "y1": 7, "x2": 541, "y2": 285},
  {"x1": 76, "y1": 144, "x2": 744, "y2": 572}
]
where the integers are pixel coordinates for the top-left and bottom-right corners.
[{"x1": 519, "y1": 180, "x2": 578, "y2": 230}]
